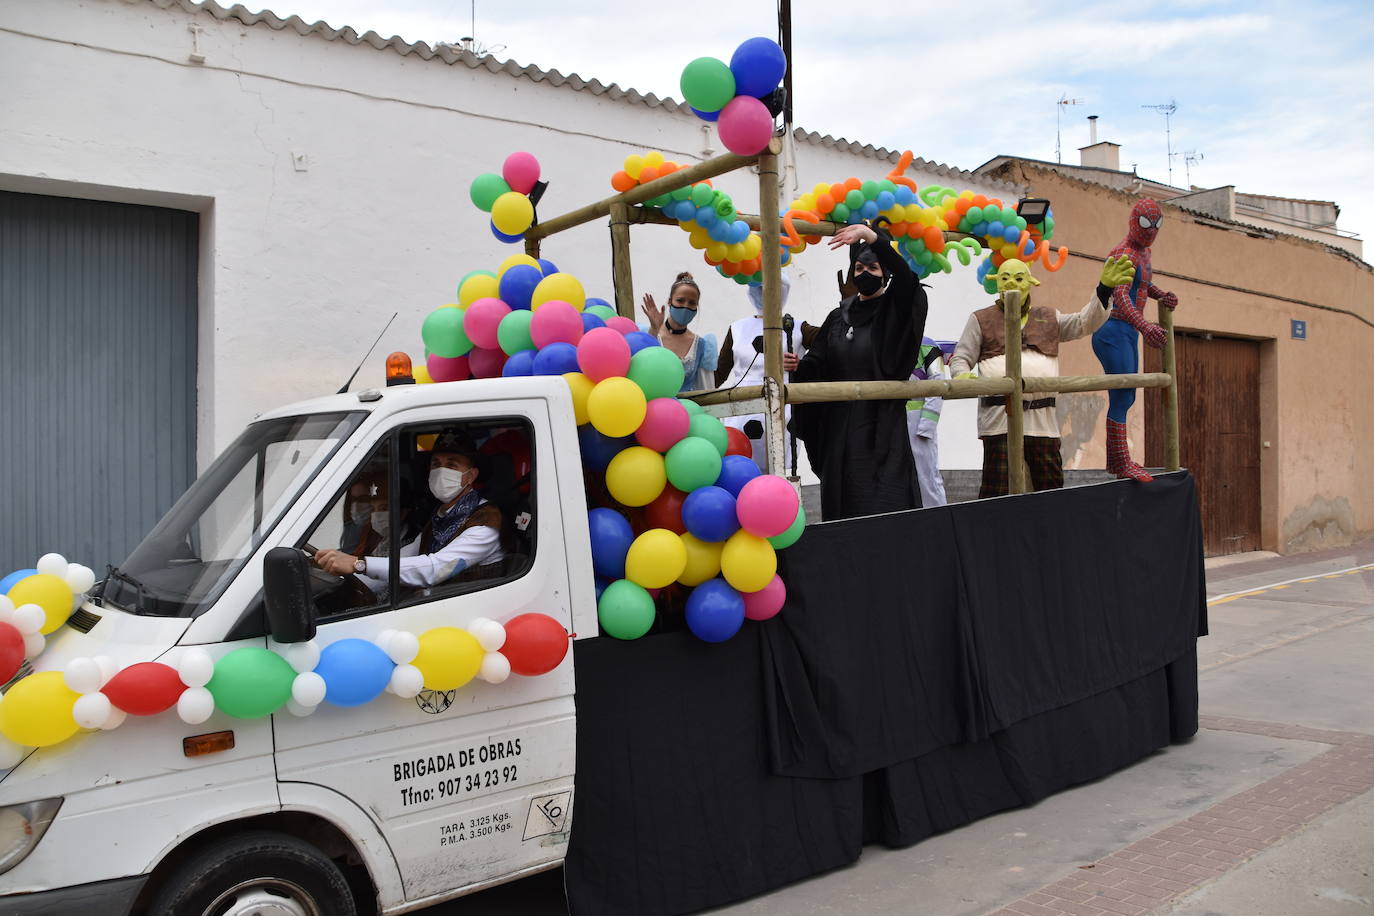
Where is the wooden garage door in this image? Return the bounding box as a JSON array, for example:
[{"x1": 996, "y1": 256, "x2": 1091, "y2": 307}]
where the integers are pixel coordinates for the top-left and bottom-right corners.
[{"x1": 1146, "y1": 333, "x2": 1261, "y2": 556}]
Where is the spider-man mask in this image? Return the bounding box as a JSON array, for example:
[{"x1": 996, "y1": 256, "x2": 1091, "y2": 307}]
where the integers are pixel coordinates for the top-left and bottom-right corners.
[{"x1": 1127, "y1": 199, "x2": 1163, "y2": 247}]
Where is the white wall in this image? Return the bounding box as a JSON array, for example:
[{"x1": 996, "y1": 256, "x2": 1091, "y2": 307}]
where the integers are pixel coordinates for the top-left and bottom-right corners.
[{"x1": 0, "y1": 0, "x2": 1021, "y2": 474}]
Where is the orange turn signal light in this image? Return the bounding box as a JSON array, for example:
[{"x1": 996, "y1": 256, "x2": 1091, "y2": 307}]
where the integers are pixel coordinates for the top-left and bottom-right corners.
[
  {"x1": 386, "y1": 351, "x2": 414, "y2": 385},
  {"x1": 183, "y1": 730, "x2": 235, "y2": 757}
]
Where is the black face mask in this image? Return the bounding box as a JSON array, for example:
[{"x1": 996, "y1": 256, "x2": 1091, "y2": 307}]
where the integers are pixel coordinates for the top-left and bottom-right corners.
[{"x1": 854, "y1": 271, "x2": 885, "y2": 296}]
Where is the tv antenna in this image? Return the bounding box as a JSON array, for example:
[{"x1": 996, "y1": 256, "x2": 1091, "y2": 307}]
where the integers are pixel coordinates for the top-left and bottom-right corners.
[
  {"x1": 1056, "y1": 94, "x2": 1083, "y2": 163},
  {"x1": 1142, "y1": 99, "x2": 1178, "y2": 185},
  {"x1": 1183, "y1": 150, "x2": 1204, "y2": 187},
  {"x1": 437, "y1": 2, "x2": 505, "y2": 58}
]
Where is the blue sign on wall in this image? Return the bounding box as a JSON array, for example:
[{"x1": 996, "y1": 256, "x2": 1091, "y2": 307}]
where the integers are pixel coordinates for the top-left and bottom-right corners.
[{"x1": 1291, "y1": 319, "x2": 1307, "y2": 340}]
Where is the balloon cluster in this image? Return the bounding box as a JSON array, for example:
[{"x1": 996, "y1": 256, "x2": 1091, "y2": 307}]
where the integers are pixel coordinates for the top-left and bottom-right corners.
[
  {"x1": 0, "y1": 612, "x2": 568, "y2": 761},
  {"x1": 608, "y1": 151, "x2": 782, "y2": 286},
  {"x1": 680, "y1": 37, "x2": 787, "y2": 156},
  {"x1": 468, "y1": 151, "x2": 543, "y2": 244},
  {"x1": 0, "y1": 553, "x2": 97, "y2": 683},
  {"x1": 930, "y1": 191, "x2": 1065, "y2": 292}
]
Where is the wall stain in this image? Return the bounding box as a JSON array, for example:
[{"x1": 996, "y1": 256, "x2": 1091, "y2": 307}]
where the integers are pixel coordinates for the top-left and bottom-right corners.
[{"x1": 1282, "y1": 495, "x2": 1356, "y2": 553}]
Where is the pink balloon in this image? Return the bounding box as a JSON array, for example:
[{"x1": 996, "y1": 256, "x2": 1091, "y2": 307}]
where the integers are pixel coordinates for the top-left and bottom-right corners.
[
  {"x1": 604, "y1": 316, "x2": 639, "y2": 336},
  {"x1": 577, "y1": 327, "x2": 632, "y2": 382},
  {"x1": 468, "y1": 346, "x2": 508, "y2": 378},
  {"x1": 717, "y1": 95, "x2": 774, "y2": 156},
  {"x1": 742, "y1": 574, "x2": 785, "y2": 621},
  {"x1": 530, "y1": 300, "x2": 584, "y2": 349},
  {"x1": 427, "y1": 352, "x2": 470, "y2": 383},
  {"x1": 464, "y1": 298, "x2": 510, "y2": 350},
  {"x1": 503, "y1": 151, "x2": 541, "y2": 195},
  {"x1": 735, "y1": 474, "x2": 800, "y2": 537},
  {"x1": 635, "y1": 398, "x2": 691, "y2": 452}
]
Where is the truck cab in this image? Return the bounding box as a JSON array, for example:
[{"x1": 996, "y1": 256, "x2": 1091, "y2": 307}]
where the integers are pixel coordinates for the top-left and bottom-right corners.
[{"x1": 0, "y1": 377, "x2": 597, "y2": 915}]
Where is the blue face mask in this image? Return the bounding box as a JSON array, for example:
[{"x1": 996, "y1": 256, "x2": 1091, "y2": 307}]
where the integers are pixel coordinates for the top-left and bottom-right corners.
[{"x1": 668, "y1": 305, "x2": 697, "y2": 328}]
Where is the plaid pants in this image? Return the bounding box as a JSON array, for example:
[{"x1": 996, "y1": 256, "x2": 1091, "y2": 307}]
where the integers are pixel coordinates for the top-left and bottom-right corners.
[{"x1": 979, "y1": 435, "x2": 1064, "y2": 498}]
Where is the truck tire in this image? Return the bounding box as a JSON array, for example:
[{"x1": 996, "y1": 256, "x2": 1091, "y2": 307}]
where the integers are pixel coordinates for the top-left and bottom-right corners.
[{"x1": 147, "y1": 829, "x2": 357, "y2": 916}]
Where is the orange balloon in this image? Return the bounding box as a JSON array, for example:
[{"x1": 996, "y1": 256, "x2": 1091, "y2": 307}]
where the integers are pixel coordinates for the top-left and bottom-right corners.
[
  {"x1": 829, "y1": 183, "x2": 846, "y2": 201},
  {"x1": 815, "y1": 193, "x2": 835, "y2": 215},
  {"x1": 611, "y1": 171, "x2": 635, "y2": 192},
  {"x1": 740, "y1": 257, "x2": 761, "y2": 274},
  {"x1": 640, "y1": 166, "x2": 660, "y2": 183},
  {"x1": 704, "y1": 252, "x2": 724, "y2": 266},
  {"x1": 955, "y1": 199, "x2": 972, "y2": 214},
  {"x1": 972, "y1": 194, "x2": 988, "y2": 208},
  {"x1": 720, "y1": 260, "x2": 741, "y2": 276},
  {"x1": 660, "y1": 162, "x2": 679, "y2": 175},
  {"x1": 890, "y1": 221, "x2": 909, "y2": 237},
  {"x1": 990, "y1": 251, "x2": 1006, "y2": 266},
  {"x1": 802, "y1": 234, "x2": 821, "y2": 244},
  {"x1": 843, "y1": 177, "x2": 861, "y2": 191}
]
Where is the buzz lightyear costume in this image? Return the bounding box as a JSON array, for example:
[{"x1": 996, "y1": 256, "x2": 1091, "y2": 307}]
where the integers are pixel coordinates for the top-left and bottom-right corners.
[{"x1": 905, "y1": 338, "x2": 947, "y2": 507}]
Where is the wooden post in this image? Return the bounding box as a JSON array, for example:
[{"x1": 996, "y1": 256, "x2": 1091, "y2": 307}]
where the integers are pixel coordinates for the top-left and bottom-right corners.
[
  {"x1": 608, "y1": 201, "x2": 635, "y2": 320},
  {"x1": 757, "y1": 140, "x2": 784, "y2": 475},
  {"x1": 1159, "y1": 305, "x2": 1181, "y2": 472},
  {"x1": 523, "y1": 235, "x2": 540, "y2": 260},
  {"x1": 1003, "y1": 291, "x2": 1027, "y2": 494}
]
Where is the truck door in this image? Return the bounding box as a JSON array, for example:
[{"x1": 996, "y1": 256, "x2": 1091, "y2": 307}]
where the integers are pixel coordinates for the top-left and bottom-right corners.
[{"x1": 272, "y1": 399, "x2": 576, "y2": 902}]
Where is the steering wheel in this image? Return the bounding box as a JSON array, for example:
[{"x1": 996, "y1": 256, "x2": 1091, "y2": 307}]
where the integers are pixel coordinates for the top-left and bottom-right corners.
[{"x1": 301, "y1": 543, "x2": 377, "y2": 613}]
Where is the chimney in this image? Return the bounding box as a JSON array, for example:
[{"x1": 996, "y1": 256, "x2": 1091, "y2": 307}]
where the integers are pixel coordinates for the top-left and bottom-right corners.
[{"x1": 1079, "y1": 116, "x2": 1121, "y2": 171}]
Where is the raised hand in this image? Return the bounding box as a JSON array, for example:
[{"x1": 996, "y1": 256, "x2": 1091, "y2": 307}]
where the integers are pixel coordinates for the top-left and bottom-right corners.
[
  {"x1": 640, "y1": 293, "x2": 664, "y2": 336},
  {"x1": 1100, "y1": 255, "x2": 1135, "y2": 289},
  {"x1": 827, "y1": 223, "x2": 878, "y2": 250}
]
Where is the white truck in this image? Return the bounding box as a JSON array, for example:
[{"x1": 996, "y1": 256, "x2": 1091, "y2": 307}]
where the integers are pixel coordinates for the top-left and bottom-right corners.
[{"x1": 0, "y1": 377, "x2": 597, "y2": 914}]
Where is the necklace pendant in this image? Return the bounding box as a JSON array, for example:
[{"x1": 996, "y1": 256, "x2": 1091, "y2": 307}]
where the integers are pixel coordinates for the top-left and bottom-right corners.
[{"x1": 846, "y1": 326, "x2": 854, "y2": 340}]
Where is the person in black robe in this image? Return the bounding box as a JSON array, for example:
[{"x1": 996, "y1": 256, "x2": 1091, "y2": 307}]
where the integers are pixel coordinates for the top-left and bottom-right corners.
[{"x1": 793, "y1": 222, "x2": 929, "y2": 520}]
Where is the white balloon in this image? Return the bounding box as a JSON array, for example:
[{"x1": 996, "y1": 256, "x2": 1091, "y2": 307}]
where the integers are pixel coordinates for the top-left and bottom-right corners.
[
  {"x1": 0, "y1": 735, "x2": 27, "y2": 769},
  {"x1": 72, "y1": 692, "x2": 112, "y2": 729},
  {"x1": 64, "y1": 565, "x2": 96, "y2": 594},
  {"x1": 63, "y1": 658, "x2": 102, "y2": 694},
  {"x1": 22, "y1": 633, "x2": 45, "y2": 659},
  {"x1": 35, "y1": 554, "x2": 68, "y2": 577},
  {"x1": 11, "y1": 604, "x2": 45, "y2": 636},
  {"x1": 0, "y1": 595, "x2": 13, "y2": 623},
  {"x1": 178, "y1": 649, "x2": 214, "y2": 688},
  {"x1": 291, "y1": 671, "x2": 327, "y2": 707},
  {"x1": 283, "y1": 642, "x2": 320, "y2": 675},
  {"x1": 389, "y1": 664, "x2": 424, "y2": 699},
  {"x1": 100, "y1": 706, "x2": 127, "y2": 731},
  {"x1": 478, "y1": 651, "x2": 511, "y2": 685},
  {"x1": 286, "y1": 699, "x2": 316, "y2": 717},
  {"x1": 469, "y1": 619, "x2": 507, "y2": 653},
  {"x1": 384, "y1": 631, "x2": 419, "y2": 665},
  {"x1": 373, "y1": 629, "x2": 397, "y2": 656},
  {"x1": 93, "y1": 656, "x2": 118, "y2": 687},
  {"x1": 177, "y1": 686, "x2": 215, "y2": 724}
]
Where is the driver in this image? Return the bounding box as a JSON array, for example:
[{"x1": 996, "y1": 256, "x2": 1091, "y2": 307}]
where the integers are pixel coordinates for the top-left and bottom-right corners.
[{"x1": 313, "y1": 432, "x2": 505, "y2": 586}]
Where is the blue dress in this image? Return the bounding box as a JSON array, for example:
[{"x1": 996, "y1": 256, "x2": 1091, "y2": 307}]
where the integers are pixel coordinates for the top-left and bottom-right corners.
[{"x1": 642, "y1": 327, "x2": 718, "y2": 393}]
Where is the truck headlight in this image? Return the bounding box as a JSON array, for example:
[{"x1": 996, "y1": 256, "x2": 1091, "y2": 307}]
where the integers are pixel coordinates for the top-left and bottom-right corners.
[{"x1": 0, "y1": 798, "x2": 62, "y2": 876}]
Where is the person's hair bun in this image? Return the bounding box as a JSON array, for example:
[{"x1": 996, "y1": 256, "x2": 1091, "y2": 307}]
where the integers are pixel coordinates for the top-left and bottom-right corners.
[{"x1": 675, "y1": 271, "x2": 694, "y2": 283}]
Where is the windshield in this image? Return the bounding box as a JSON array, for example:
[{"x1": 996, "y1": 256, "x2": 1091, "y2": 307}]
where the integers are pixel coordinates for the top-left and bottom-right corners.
[{"x1": 102, "y1": 411, "x2": 364, "y2": 617}]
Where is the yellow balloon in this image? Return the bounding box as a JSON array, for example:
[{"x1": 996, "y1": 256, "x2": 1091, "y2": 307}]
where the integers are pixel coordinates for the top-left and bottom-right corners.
[
  {"x1": 725, "y1": 242, "x2": 746, "y2": 261},
  {"x1": 413, "y1": 627, "x2": 483, "y2": 691},
  {"x1": 688, "y1": 228, "x2": 711, "y2": 251},
  {"x1": 741, "y1": 234, "x2": 763, "y2": 260},
  {"x1": 720, "y1": 530, "x2": 777, "y2": 593},
  {"x1": 625, "y1": 529, "x2": 687, "y2": 589},
  {"x1": 9, "y1": 574, "x2": 74, "y2": 635},
  {"x1": 491, "y1": 191, "x2": 534, "y2": 236},
  {"x1": 588, "y1": 376, "x2": 647, "y2": 438},
  {"x1": 563, "y1": 371, "x2": 594, "y2": 425},
  {"x1": 531, "y1": 273, "x2": 586, "y2": 311},
  {"x1": 605, "y1": 447, "x2": 667, "y2": 507},
  {"x1": 812, "y1": 182, "x2": 830, "y2": 196},
  {"x1": 459, "y1": 273, "x2": 500, "y2": 307},
  {"x1": 0, "y1": 671, "x2": 79, "y2": 747},
  {"x1": 413, "y1": 366, "x2": 434, "y2": 384},
  {"x1": 678, "y1": 533, "x2": 723, "y2": 586},
  {"x1": 498, "y1": 254, "x2": 541, "y2": 277},
  {"x1": 643, "y1": 150, "x2": 665, "y2": 169},
  {"x1": 624, "y1": 154, "x2": 644, "y2": 180},
  {"x1": 706, "y1": 242, "x2": 728, "y2": 262},
  {"x1": 678, "y1": 219, "x2": 697, "y2": 234}
]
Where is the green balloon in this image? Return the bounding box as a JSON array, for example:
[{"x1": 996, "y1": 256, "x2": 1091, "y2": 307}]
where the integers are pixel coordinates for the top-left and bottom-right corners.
[
  {"x1": 690, "y1": 184, "x2": 715, "y2": 208},
  {"x1": 831, "y1": 203, "x2": 850, "y2": 223},
  {"x1": 497, "y1": 309, "x2": 535, "y2": 355},
  {"x1": 469, "y1": 173, "x2": 511, "y2": 213},
  {"x1": 598, "y1": 579, "x2": 656, "y2": 639},
  {"x1": 860, "y1": 180, "x2": 879, "y2": 200},
  {"x1": 206, "y1": 647, "x2": 295, "y2": 719},
  {"x1": 628, "y1": 346, "x2": 686, "y2": 400},
  {"x1": 678, "y1": 398, "x2": 704, "y2": 416},
  {"x1": 688, "y1": 413, "x2": 728, "y2": 456},
  {"x1": 878, "y1": 179, "x2": 897, "y2": 194},
  {"x1": 679, "y1": 57, "x2": 736, "y2": 113},
  {"x1": 665, "y1": 436, "x2": 722, "y2": 492},
  {"x1": 844, "y1": 189, "x2": 864, "y2": 209},
  {"x1": 768, "y1": 503, "x2": 806, "y2": 549},
  {"x1": 422, "y1": 307, "x2": 473, "y2": 358},
  {"x1": 587, "y1": 304, "x2": 618, "y2": 322},
  {"x1": 671, "y1": 186, "x2": 693, "y2": 201},
  {"x1": 715, "y1": 198, "x2": 736, "y2": 221}
]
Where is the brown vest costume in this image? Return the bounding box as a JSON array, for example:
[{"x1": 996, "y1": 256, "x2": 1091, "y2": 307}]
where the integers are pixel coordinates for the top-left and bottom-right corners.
[
  {"x1": 419, "y1": 503, "x2": 505, "y2": 582},
  {"x1": 973, "y1": 302, "x2": 1060, "y2": 359}
]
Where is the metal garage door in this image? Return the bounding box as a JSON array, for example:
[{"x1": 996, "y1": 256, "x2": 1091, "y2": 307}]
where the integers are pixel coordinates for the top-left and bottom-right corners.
[{"x1": 0, "y1": 190, "x2": 197, "y2": 576}]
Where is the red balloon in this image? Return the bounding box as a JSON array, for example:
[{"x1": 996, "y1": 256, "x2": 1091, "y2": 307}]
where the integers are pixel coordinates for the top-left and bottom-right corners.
[
  {"x1": 724, "y1": 427, "x2": 753, "y2": 458},
  {"x1": 0, "y1": 622, "x2": 23, "y2": 684},
  {"x1": 501, "y1": 613, "x2": 571, "y2": 677},
  {"x1": 102, "y1": 662, "x2": 185, "y2": 715},
  {"x1": 643, "y1": 486, "x2": 687, "y2": 533},
  {"x1": 480, "y1": 429, "x2": 532, "y2": 481}
]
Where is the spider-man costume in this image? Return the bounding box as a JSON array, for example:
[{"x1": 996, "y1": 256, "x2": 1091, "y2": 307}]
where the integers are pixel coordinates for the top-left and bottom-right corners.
[{"x1": 1091, "y1": 199, "x2": 1178, "y2": 482}]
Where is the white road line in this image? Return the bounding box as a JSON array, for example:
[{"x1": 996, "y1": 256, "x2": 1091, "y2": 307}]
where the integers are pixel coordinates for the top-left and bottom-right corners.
[{"x1": 1206, "y1": 563, "x2": 1374, "y2": 606}]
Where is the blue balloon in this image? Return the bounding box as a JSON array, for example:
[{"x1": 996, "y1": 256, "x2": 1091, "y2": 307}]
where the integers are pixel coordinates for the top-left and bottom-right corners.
[
  {"x1": 581, "y1": 312, "x2": 607, "y2": 333},
  {"x1": 537, "y1": 258, "x2": 559, "y2": 276},
  {"x1": 685, "y1": 578, "x2": 746, "y2": 643},
  {"x1": 1003, "y1": 225, "x2": 1020, "y2": 243},
  {"x1": 847, "y1": 209, "x2": 865, "y2": 225},
  {"x1": 585, "y1": 297, "x2": 613, "y2": 310},
  {"x1": 730, "y1": 220, "x2": 751, "y2": 244},
  {"x1": 490, "y1": 221, "x2": 523, "y2": 244},
  {"x1": 0, "y1": 569, "x2": 38, "y2": 594},
  {"x1": 859, "y1": 201, "x2": 879, "y2": 220},
  {"x1": 532, "y1": 342, "x2": 579, "y2": 376},
  {"x1": 624, "y1": 331, "x2": 658, "y2": 355},
  {"x1": 894, "y1": 186, "x2": 915, "y2": 205},
  {"x1": 682, "y1": 486, "x2": 740, "y2": 543},
  {"x1": 729, "y1": 37, "x2": 787, "y2": 98},
  {"x1": 972, "y1": 222, "x2": 989, "y2": 236},
  {"x1": 780, "y1": 249, "x2": 792, "y2": 266},
  {"x1": 673, "y1": 199, "x2": 697, "y2": 222},
  {"x1": 715, "y1": 454, "x2": 762, "y2": 497},
  {"x1": 588, "y1": 508, "x2": 635, "y2": 579},
  {"x1": 499, "y1": 264, "x2": 543, "y2": 310},
  {"x1": 315, "y1": 638, "x2": 394, "y2": 707},
  {"x1": 595, "y1": 576, "x2": 610, "y2": 601},
  {"x1": 695, "y1": 206, "x2": 718, "y2": 226},
  {"x1": 578, "y1": 425, "x2": 631, "y2": 472},
  {"x1": 875, "y1": 191, "x2": 896, "y2": 210},
  {"x1": 502, "y1": 349, "x2": 537, "y2": 376},
  {"x1": 987, "y1": 221, "x2": 1004, "y2": 238},
  {"x1": 691, "y1": 106, "x2": 720, "y2": 122},
  {"x1": 708, "y1": 219, "x2": 733, "y2": 242}
]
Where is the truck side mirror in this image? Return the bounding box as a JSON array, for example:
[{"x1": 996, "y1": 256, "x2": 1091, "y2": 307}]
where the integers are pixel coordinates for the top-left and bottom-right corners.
[{"x1": 263, "y1": 547, "x2": 316, "y2": 644}]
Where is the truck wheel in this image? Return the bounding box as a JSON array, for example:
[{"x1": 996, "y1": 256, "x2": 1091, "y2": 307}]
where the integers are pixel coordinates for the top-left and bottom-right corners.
[{"x1": 148, "y1": 829, "x2": 356, "y2": 916}]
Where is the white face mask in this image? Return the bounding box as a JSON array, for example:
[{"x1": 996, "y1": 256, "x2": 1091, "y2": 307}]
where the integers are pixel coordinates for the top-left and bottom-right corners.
[
  {"x1": 349, "y1": 501, "x2": 371, "y2": 524},
  {"x1": 370, "y1": 511, "x2": 389, "y2": 536},
  {"x1": 429, "y1": 467, "x2": 467, "y2": 503}
]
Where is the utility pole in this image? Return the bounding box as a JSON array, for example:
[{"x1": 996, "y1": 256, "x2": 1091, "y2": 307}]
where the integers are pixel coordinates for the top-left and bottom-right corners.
[
  {"x1": 1142, "y1": 100, "x2": 1178, "y2": 185},
  {"x1": 1056, "y1": 94, "x2": 1082, "y2": 163}
]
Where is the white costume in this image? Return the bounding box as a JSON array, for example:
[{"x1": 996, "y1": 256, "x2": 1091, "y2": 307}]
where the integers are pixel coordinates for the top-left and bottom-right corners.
[
  {"x1": 905, "y1": 338, "x2": 948, "y2": 507},
  {"x1": 721, "y1": 275, "x2": 807, "y2": 472}
]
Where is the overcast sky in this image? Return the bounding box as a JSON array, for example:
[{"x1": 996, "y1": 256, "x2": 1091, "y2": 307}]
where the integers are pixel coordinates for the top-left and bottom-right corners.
[{"x1": 261, "y1": 0, "x2": 1372, "y2": 246}]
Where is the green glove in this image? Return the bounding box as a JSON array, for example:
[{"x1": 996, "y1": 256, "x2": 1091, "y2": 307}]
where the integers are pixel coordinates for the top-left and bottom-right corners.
[{"x1": 1100, "y1": 255, "x2": 1135, "y2": 288}]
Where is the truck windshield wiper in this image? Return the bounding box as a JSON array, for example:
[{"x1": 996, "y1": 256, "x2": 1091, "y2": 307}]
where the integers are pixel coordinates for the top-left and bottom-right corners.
[{"x1": 101, "y1": 565, "x2": 149, "y2": 613}]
